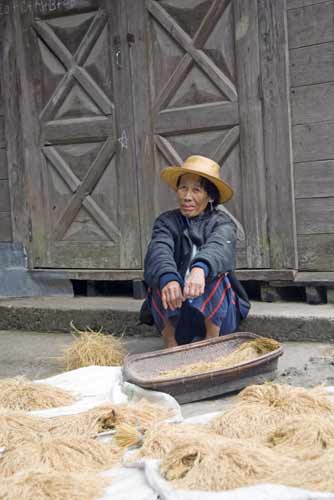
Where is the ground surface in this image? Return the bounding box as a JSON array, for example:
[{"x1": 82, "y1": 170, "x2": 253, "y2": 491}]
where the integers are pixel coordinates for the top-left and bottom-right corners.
[{"x1": 0, "y1": 330, "x2": 333, "y2": 417}]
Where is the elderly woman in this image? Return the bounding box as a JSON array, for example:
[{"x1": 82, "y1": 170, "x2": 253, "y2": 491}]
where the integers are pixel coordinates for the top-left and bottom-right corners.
[{"x1": 142, "y1": 155, "x2": 250, "y2": 348}]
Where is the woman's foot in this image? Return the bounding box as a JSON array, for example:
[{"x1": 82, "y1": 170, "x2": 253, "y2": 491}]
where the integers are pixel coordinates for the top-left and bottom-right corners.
[{"x1": 204, "y1": 317, "x2": 220, "y2": 339}]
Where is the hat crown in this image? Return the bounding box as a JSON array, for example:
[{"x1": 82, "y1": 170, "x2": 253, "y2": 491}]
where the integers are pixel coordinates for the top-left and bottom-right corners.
[{"x1": 182, "y1": 155, "x2": 221, "y2": 180}]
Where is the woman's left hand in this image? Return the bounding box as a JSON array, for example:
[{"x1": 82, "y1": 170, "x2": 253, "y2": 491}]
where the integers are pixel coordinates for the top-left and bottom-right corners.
[{"x1": 184, "y1": 267, "x2": 205, "y2": 299}]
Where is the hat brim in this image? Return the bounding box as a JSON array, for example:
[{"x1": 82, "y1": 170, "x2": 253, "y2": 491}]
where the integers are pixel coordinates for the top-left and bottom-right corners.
[{"x1": 160, "y1": 166, "x2": 234, "y2": 203}]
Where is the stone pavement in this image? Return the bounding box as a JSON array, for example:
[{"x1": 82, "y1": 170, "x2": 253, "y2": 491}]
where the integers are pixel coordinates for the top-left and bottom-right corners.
[
  {"x1": 0, "y1": 296, "x2": 334, "y2": 341},
  {"x1": 0, "y1": 330, "x2": 333, "y2": 418}
]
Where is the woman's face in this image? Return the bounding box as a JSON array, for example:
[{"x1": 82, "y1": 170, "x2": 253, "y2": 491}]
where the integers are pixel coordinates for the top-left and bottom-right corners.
[{"x1": 177, "y1": 174, "x2": 211, "y2": 218}]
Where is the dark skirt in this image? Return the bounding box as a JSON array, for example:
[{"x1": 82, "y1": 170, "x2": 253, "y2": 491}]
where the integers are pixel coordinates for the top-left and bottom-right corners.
[{"x1": 147, "y1": 274, "x2": 250, "y2": 345}]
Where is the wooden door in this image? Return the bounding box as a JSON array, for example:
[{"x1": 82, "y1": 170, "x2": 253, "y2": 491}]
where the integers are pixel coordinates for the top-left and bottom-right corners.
[
  {"x1": 130, "y1": 0, "x2": 270, "y2": 269},
  {"x1": 15, "y1": 0, "x2": 141, "y2": 269}
]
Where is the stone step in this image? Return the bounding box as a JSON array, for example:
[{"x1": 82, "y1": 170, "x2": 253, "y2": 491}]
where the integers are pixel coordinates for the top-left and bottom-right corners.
[{"x1": 0, "y1": 297, "x2": 333, "y2": 342}]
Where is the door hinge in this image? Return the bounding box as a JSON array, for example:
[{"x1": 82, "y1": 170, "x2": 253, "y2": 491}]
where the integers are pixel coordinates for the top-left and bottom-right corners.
[{"x1": 28, "y1": 217, "x2": 33, "y2": 242}]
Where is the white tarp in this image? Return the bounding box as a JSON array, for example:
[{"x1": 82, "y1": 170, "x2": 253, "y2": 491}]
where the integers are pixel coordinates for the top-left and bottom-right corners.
[{"x1": 22, "y1": 367, "x2": 334, "y2": 500}]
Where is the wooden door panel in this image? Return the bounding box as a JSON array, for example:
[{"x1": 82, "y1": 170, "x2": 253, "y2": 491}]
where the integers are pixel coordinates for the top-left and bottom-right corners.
[
  {"x1": 140, "y1": 0, "x2": 271, "y2": 268},
  {"x1": 18, "y1": 1, "x2": 141, "y2": 269}
]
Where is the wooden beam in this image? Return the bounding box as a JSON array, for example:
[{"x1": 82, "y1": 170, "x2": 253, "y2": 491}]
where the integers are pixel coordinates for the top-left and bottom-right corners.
[
  {"x1": 258, "y1": 0, "x2": 297, "y2": 269},
  {"x1": 296, "y1": 197, "x2": 334, "y2": 235},
  {"x1": 295, "y1": 272, "x2": 334, "y2": 284},
  {"x1": 297, "y1": 234, "x2": 334, "y2": 270},
  {"x1": 235, "y1": 269, "x2": 297, "y2": 281},
  {"x1": 2, "y1": 4, "x2": 29, "y2": 244},
  {"x1": 289, "y1": 42, "x2": 334, "y2": 87},
  {"x1": 287, "y1": 0, "x2": 332, "y2": 9},
  {"x1": 291, "y1": 83, "x2": 334, "y2": 126},
  {"x1": 234, "y1": 0, "x2": 269, "y2": 268},
  {"x1": 295, "y1": 161, "x2": 334, "y2": 199},
  {"x1": 31, "y1": 269, "x2": 144, "y2": 281},
  {"x1": 287, "y1": 1, "x2": 334, "y2": 49},
  {"x1": 155, "y1": 102, "x2": 239, "y2": 135},
  {"x1": 293, "y1": 121, "x2": 334, "y2": 163}
]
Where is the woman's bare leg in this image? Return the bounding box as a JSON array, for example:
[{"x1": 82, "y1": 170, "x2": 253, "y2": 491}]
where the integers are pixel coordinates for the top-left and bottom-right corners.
[
  {"x1": 162, "y1": 319, "x2": 178, "y2": 348},
  {"x1": 204, "y1": 317, "x2": 220, "y2": 339}
]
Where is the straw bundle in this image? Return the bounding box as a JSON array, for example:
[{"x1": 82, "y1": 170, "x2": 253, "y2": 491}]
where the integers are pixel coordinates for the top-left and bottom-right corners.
[
  {"x1": 62, "y1": 323, "x2": 125, "y2": 370},
  {"x1": 267, "y1": 414, "x2": 334, "y2": 453},
  {"x1": 239, "y1": 383, "x2": 334, "y2": 415},
  {"x1": 0, "y1": 377, "x2": 75, "y2": 411},
  {"x1": 158, "y1": 337, "x2": 280, "y2": 379},
  {"x1": 210, "y1": 402, "x2": 282, "y2": 441},
  {"x1": 114, "y1": 422, "x2": 143, "y2": 449},
  {"x1": 127, "y1": 422, "x2": 215, "y2": 462},
  {"x1": 0, "y1": 435, "x2": 120, "y2": 477},
  {"x1": 0, "y1": 469, "x2": 111, "y2": 500},
  {"x1": 49, "y1": 399, "x2": 174, "y2": 439},
  {"x1": 160, "y1": 439, "x2": 296, "y2": 491},
  {"x1": 0, "y1": 409, "x2": 51, "y2": 449}
]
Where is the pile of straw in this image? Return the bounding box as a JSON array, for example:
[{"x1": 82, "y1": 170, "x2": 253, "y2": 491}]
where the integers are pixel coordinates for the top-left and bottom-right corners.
[
  {"x1": 127, "y1": 422, "x2": 214, "y2": 462},
  {"x1": 62, "y1": 323, "x2": 125, "y2": 370},
  {"x1": 0, "y1": 410, "x2": 51, "y2": 448},
  {"x1": 211, "y1": 384, "x2": 334, "y2": 442},
  {"x1": 269, "y1": 449, "x2": 334, "y2": 492},
  {"x1": 160, "y1": 439, "x2": 296, "y2": 491},
  {"x1": 0, "y1": 377, "x2": 75, "y2": 411},
  {"x1": 239, "y1": 383, "x2": 334, "y2": 415},
  {"x1": 49, "y1": 399, "x2": 175, "y2": 439},
  {"x1": 267, "y1": 414, "x2": 334, "y2": 457},
  {"x1": 0, "y1": 468, "x2": 111, "y2": 500},
  {"x1": 0, "y1": 435, "x2": 120, "y2": 477},
  {"x1": 158, "y1": 383, "x2": 334, "y2": 492},
  {"x1": 161, "y1": 439, "x2": 334, "y2": 492},
  {"x1": 210, "y1": 402, "x2": 281, "y2": 441},
  {"x1": 158, "y1": 337, "x2": 280, "y2": 379}
]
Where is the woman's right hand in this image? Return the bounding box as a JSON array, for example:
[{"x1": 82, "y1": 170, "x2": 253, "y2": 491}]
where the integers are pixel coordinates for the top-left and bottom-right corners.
[{"x1": 161, "y1": 281, "x2": 184, "y2": 311}]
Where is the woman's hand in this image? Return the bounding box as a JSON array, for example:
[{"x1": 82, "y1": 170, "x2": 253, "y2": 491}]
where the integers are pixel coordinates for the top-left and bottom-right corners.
[
  {"x1": 184, "y1": 267, "x2": 205, "y2": 299},
  {"x1": 161, "y1": 281, "x2": 184, "y2": 310}
]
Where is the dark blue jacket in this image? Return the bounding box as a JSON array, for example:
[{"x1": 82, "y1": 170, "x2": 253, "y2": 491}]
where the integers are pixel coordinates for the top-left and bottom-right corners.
[{"x1": 144, "y1": 208, "x2": 237, "y2": 288}]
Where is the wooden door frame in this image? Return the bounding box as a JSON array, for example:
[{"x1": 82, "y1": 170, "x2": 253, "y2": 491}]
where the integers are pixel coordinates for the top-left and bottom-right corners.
[{"x1": 2, "y1": 4, "x2": 36, "y2": 266}]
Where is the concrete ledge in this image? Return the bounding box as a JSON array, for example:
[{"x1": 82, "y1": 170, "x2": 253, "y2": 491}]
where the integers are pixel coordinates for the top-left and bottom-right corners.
[{"x1": 0, "y1": 297, "x2": 333, "y2": 341}]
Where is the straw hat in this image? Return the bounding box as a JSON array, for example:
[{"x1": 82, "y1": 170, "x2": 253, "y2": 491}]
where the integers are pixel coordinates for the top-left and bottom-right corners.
[{"x1": 160, "y1": 155, "x2": 234, "y2": 203}]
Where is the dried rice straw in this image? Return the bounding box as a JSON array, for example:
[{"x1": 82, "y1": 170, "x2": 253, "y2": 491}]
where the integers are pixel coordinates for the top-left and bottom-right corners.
[
  {"x1": 210, "y1": 402, "x2": 282, "y2": 441},
  {"x1": 114, "y1": 422, "x2": 143, "y2": 449},
  {"x1": 158, "y1": 337, "x2": 280, "y2": 379},
  {"x1": 0, "y1": 409, "x2": 52, "y2": 449},
  {"x1": 0, "y1": 468, "x2": 111, "y2": 500},
  {"x1": 127, "y1": 422, "x2": 215, "y2": 462},
  {"x1": 0, "y1": 376, "x2": 75, "y2": 411},
  {"x1": 268, "y1": 449, "x2": 334, "y2": 492},
  {"x1": 0, "y1": 435, "x2": 120, "y2": 477},
  {"x1": 239, "y1": 383, "x2": 334, "y2": 415},
  {"x1": 267, "y1": 414, "x2": 334, "y2": 458},
  {"x1": 49, "y1": 399, "x2": 175, "y2": 438},
  {"x1": 160, "y1": 439, "x2": 296, "y2": 491},
  {"x1": 62, "y1": 322, "x2": 125, "y2": 370}
]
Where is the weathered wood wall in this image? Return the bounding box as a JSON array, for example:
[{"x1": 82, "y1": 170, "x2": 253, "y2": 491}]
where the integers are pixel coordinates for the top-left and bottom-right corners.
[
  {"x1": 288, "y1": 0, "x2": 334, "y2": 271},
  {"x1": 0, "y1": 12, "x2": 12, "y2": 242}
]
